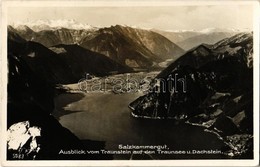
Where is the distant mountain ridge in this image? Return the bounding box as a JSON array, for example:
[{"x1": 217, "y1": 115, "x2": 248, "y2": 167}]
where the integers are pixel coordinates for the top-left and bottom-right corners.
[
  {"x1": 8, "y1": 25, "x2": 96, "y2": 47},
  {"x1": 10, "y1": 21, "x2": 250, "y2": 70},
  {"x1": 9, "y1": 24, "x2": 185, "y2": 70},
  {"x1": 152, "y1": 28, "x2": 249, "y2": 50}
]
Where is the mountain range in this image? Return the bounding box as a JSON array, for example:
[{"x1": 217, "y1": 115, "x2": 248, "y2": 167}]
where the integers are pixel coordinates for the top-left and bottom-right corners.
[
  {"x1": 9, "y1": 24, "x2": 185, "y2": 70},
  {"x1": 9, "y1": 25, "x2": 96, "y2": 47},
  {"x1": 7, "y1": 20, "x2": 253, "y2": 159},
  {"x1": 10, "y1": 21, "x2": 249, "y2": 70},
  {"x1": 8, "y1": 27, "x2": 131, "y2": 84},
  {"x1": 129, "y1": 32, "x2": 253, "y2": 158},
  {"x1": 153, "y1": 28, "x2": 242, "y2": 50},
  {"x1": 11, "y1": 19, "x2": 96, "y2": 31},
  {"x1": 80, "y1": 25, "x2": 184, "y2": 69}
]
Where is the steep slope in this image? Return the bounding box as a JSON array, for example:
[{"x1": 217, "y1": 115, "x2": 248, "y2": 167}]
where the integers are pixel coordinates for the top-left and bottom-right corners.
[
  {"x1": 7, "y1": 26, "x2": 27, "y2": 43},
  {"x1": 131, "y1": 32, "x2": 252, "y2": 117},
  {"x1": 8, "y1": 39, "x2": 77, "y2": 84},
  {"x1": 8, "y1": 30, "x2": 132, "y2": 84},
  {"x1": 158, "y1": 32, "x2": 252, "y2": 78},
  {"x1": 7, "y1": 36, "x2": 112, "y2": 160},
  {"x1": 10, "y1": 25, "x2": 64, "y2": 47},
  {"x1": 49, "y1": 44, "x2": 132, "y2": 78},
  {"x1": 12, "y1": 25, "x2": 35, "y2": 41},
  {"x1": 129, "y1": 32, "x2": 253, "y2": 158},
  {"x1": 80, "y1": 25, "x2": 185, "y2": 69},
  {"x1": 12, "y1": 25, "x2": 95, "y2": 47},
  {"x1": 12, "y1": 24, "x2": 184, "y2": 70},
  {"x1": 10, "y1": 25, "x2": 62, "y2": 47},
  {"x1": 32, "y1": 30, "x2": 63, "y2": 47},
  {"x1": 53, "y1": 28, "x2": 93, "y2": 44}
]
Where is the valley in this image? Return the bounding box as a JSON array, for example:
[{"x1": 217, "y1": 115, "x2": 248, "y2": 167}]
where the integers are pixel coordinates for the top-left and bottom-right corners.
[{"x1": 6, "y1": 20, "x2": 254, "y2": 160}]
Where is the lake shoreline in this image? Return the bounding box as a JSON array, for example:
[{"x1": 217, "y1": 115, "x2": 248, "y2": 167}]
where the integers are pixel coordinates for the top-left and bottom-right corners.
[{"x1": 53, "y1": 92, "x2": 234, "y2": 159}]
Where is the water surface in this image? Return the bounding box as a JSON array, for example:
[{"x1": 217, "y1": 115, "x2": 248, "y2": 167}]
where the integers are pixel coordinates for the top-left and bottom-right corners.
[{"x1": 54, "y1": 92, "x2": 226, "y2": 159}]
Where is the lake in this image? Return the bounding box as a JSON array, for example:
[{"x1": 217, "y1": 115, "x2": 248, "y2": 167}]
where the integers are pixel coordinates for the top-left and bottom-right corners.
[{"x1": 53, "y1": 92, "x2": 227, "y2": 159}]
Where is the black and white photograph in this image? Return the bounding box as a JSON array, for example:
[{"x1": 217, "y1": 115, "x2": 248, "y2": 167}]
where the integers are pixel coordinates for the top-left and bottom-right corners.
[{"x1": 1, "y1": 0, "x2": 259, "y2": 166}]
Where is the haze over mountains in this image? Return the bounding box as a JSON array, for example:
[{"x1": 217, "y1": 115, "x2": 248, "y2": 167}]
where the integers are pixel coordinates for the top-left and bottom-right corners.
[{"x1": 153, "y1": 28, "x2": 246, "y2": 50}]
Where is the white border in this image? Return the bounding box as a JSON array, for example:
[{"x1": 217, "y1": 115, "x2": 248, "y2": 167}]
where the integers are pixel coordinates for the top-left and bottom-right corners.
[{"x1": 1, "y1": 0, "x2": 259, "y2": 166}]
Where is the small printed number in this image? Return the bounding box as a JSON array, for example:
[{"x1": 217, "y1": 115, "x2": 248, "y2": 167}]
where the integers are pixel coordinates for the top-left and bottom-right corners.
[{"x1": 13, "y1": 153, "x2": 24, "y2": 159}]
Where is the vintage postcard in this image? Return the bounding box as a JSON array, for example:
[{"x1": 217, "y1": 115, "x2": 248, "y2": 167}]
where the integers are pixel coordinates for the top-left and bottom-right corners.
[{"x1": 1, "y1": 0, "x2": 259, "y2": 166}]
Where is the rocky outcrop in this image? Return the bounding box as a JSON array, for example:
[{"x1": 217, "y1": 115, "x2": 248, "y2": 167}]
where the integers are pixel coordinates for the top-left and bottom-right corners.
[
  {"x1": 7, "y1": 121, "x2": 41, "y2": 160},
  {"x1": 7, "y1": 32, "x2": 113, "y2": 160}
]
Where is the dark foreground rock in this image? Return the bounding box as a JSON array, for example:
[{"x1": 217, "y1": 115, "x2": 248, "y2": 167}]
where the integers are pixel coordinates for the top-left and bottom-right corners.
[{"x1": 7, "y1": 35, "x2": 112, "y2": 160}]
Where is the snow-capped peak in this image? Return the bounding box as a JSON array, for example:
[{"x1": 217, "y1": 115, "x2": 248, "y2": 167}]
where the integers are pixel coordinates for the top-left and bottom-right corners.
[{"x1": 11, "y1": 19, "x2": 96, "y2": 31}]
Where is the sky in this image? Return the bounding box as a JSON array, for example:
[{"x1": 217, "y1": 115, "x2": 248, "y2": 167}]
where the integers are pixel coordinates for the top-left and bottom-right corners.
[{"x1": 7, "y1": 5, "x2": 254, "y2": 31}]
